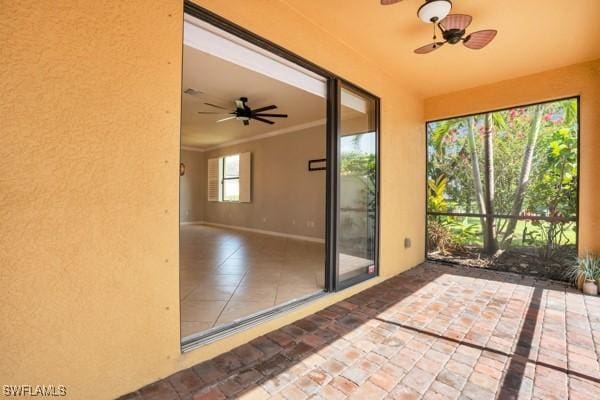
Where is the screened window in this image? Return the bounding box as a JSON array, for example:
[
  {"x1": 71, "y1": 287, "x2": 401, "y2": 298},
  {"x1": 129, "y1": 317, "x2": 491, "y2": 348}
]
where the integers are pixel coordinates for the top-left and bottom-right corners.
[{"x1": 426, "y1": 97, "x2": 578, "y2": 281}]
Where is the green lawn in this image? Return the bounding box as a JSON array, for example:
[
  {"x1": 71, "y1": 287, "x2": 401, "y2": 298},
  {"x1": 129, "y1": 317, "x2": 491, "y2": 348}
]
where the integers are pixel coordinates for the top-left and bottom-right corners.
[{"x1": 438, "y1": 217, "x2": 577, "y2": 247}]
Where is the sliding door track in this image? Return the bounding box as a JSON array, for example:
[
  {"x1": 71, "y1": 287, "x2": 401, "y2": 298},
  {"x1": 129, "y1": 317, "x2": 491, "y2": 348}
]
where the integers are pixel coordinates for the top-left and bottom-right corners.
[{"x1": 181, "y1": 290, "x2": 328, "y2": 352}]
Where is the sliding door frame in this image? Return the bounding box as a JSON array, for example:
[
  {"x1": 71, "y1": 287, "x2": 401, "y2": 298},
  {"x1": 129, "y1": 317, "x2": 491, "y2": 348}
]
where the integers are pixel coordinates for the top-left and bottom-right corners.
[
  {"x1": 334, "y1": 80, "x2": 381, "y2": 291},
  {"x1": 182, "y1": 1, "x2": 380, "y2": 344},
  {"x1": 325, "y1": 79, "x2": 339, "y2": 292}
]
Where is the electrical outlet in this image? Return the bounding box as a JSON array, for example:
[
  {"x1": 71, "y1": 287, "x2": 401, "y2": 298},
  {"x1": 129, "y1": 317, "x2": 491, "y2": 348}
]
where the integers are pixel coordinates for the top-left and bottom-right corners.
[
  {"x1": 292, "y1": 219, "x2": 296, "y2": 225},
  {"x1": 404, "y1": 238, "x2": 412, "y2": 248},
  {"x1": 262, "y1": 217, "x2": 267, "y2": 222}
]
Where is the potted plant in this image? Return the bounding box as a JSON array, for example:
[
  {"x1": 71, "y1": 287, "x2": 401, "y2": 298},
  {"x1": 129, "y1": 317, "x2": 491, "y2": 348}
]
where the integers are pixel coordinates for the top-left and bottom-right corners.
[{"x1": 566, "y1": 254, "x2": 600, "y2": 295}]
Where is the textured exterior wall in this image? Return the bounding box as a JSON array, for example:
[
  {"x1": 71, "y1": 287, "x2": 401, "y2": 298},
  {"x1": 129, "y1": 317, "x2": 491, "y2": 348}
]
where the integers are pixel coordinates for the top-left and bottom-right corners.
[
  {"x1": 0, "y1": 1, "x2": 183, "y2": 399},
  {"x1": 0, "y1": 1, "x2": 424, "y2": 399},
  {"x1": 424, "y1": 60, "x2": 600, "y2": 254}
]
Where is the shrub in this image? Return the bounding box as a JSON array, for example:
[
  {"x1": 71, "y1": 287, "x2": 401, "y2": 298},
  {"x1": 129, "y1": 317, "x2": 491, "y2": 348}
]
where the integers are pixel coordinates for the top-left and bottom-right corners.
[
  {"x1": 565, "y1": 253, "x2": 600, "y2": 288},
  {"x1": 427, "y1": 220, "x2": 455, "y2": 255}
]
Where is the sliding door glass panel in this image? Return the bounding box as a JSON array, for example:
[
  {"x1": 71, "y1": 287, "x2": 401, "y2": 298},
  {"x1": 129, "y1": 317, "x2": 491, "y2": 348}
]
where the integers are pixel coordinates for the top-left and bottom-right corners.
[{"x1": 337, "y1": 84, "x2": 378, "y2": 286}]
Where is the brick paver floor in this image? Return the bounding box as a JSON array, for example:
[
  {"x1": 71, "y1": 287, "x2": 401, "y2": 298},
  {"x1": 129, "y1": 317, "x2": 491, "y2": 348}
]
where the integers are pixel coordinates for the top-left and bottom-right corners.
[{"x1": 121, "y1": 262, "x2": 600, "y2": 399}]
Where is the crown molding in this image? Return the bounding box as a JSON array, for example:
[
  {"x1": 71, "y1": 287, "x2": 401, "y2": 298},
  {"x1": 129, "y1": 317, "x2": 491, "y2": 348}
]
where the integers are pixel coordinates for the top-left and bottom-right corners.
[
  {"x1": 180, "y1": 120, "x2": 326, "y2": 153},
  {"x1": 181, "y1": 145, "x2": 206, "y2": 152},
  {"x1": 202, "y1": 118, "x2": 326, "y2": 152}
]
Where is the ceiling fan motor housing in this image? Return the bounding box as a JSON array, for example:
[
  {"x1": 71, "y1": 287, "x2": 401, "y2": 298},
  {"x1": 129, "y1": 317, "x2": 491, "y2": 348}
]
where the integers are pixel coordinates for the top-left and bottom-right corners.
[
  {"x1": 442, "y1": 28, "x2": 465, "y2": 44},
  {"x1": 236, "y1": 97, "x2": 251, "y2": 120}
]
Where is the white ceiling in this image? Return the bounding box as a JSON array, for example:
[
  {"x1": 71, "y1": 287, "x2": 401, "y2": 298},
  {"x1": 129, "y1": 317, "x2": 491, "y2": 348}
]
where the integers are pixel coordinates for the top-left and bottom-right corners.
[{"x1": 181, "y1": 45, "x2": 326, "y2": 149}]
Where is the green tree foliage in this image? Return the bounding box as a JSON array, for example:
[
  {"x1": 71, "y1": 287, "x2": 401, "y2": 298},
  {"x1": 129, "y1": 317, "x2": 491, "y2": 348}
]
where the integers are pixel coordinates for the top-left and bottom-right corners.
[
  {"x1": 527, "y1": 100, "x2": 578, "y2": 218},
  {"x1": 340, "y1": 152, "x2": 376, "y2": 210},
  {"x1": 426, "y1": 98, "x2": 578, "y2": 257},
  {"x1": 427, "y1": 175, "x2": 448, "y2": 212}
]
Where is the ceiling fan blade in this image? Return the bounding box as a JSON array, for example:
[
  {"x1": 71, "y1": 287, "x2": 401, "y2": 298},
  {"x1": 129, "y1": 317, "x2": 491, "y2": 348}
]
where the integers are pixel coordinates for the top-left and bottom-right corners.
[
  {"x1": 198, "y1": 111, "x2": 230, "y2": 114},
  {"x1": 243, "y1": 120, "x2": 250, "y2": 126},
  {"x1": 380, "y1": 0, "x2": 403, "y2": 4},
  {"x1": 251, "y1": 116, "x2": 275, "y2": 125},
  {"x1": 253, "y1": 113, "x2": 288, "y2": 118},
  {"x1": 414, "y1": 42, "x2": 445, "y2": 54},
  {"x1": 216, "y1": 116, "x2": 237, "y2": 123},
  {"x1": 463, "y1": 30, "x2": 498, "y2": 49},
  {"x1": 252, "y1": 105, "x2": 277, "y2": 113},
  {"x1": 204, "y1": 102, "x2": 229, "y2": 110},
  {"x1": 439, "y1": 14, "x2": 473, "y2": 31}
]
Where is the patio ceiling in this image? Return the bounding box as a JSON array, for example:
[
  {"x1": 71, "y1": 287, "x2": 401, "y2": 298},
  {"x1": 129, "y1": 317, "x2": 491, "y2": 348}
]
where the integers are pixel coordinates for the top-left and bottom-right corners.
[{"x1": 277, "y1": 0, "x2": 600, "y2": 97}]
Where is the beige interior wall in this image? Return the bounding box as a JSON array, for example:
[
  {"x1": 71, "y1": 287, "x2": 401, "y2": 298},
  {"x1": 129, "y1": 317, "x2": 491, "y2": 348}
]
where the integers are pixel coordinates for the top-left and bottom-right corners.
[
  {"x1": 183, "y1": 116, "x2": 375, "y2": 238},
  {"x1": 203, "y1": 125, "x2": 326, "y2": 239},
  {"x1": 424, "y1": 59, "x2": 600, "y2": 254},
  {"x1": 0, "y1": 1, "x2": 425, "y2": 399},
  {"x1": 180, "y1": 150, "x2": 206, "y2": 223}
]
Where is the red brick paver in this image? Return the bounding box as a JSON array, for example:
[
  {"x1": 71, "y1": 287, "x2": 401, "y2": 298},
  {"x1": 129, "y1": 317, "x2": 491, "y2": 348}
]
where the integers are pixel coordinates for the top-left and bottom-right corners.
[{"x1": 120, "y1": 263, "x2": 600, "y2": 399}]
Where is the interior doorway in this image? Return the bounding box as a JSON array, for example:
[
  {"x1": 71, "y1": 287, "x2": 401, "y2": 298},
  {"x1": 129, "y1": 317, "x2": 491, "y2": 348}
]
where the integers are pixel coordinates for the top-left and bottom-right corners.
[{"x1": 179, "y1": 13, "x2": 327, "y2": 341}]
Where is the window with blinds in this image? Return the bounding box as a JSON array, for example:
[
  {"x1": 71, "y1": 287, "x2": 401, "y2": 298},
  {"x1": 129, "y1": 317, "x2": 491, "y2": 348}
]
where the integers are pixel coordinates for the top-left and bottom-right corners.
[{"x1": 208, "y1": 152, "x2": 251, "y2": 203}]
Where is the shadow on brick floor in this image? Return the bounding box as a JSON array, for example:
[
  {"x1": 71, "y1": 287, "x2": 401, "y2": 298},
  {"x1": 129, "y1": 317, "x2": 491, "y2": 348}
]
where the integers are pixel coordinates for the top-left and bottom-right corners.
[{"x1": 119, "y1": 262, "x2": 600, "y2": 400}]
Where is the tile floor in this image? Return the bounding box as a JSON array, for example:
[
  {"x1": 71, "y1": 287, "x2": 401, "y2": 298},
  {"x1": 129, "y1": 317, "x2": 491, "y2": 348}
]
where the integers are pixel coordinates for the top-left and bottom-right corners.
[
  {"x1": 180, "y1": 224, "x2": 325, "y2": 338},
  {"x1": 124, "y1": 262, "x2": 600, "y2": 400}
]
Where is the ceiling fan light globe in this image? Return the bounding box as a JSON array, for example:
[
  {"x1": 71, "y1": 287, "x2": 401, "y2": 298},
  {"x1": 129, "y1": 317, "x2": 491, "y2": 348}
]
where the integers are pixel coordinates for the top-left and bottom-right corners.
[{"x1": 417, "y1": 0, "x2": 452, "y2": 23}]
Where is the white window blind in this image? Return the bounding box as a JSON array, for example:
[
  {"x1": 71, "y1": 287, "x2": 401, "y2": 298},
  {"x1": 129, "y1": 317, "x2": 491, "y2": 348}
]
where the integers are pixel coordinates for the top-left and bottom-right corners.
[{"x1": 207, "y1": 158, "x2": 220, "y2": 202}]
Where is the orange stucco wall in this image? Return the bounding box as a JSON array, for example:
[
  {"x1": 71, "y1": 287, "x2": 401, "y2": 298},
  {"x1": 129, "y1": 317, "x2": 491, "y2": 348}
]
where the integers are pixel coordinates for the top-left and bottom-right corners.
[
  {"x1": 0, "y1": 1, "x2": 424, "y2": 399},
  {"x1": 424, "y1": 60, "x2": 600, "y2": 254}
]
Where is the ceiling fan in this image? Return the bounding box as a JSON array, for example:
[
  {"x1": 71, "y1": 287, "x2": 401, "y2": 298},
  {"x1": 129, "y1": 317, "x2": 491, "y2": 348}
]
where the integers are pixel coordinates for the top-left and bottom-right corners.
[
  {"x1": 380, "y1": 1, "x2": 497, "y2": 54},
  {"x1": 197, "y1": 97, "x2": 288, "y2": 126},
  {"x1": 414, "y1": 14, "x2": 497, "y2": 54}
]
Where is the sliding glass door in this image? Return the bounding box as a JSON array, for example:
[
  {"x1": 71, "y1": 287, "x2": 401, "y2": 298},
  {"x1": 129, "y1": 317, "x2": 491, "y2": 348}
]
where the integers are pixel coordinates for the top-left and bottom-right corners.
[
  {"x1": 181, "y1": 2, "x2": 380, "y2": 350},
  {"x1": 335, "y1": 83, "x2": 379, "y2": 288}
]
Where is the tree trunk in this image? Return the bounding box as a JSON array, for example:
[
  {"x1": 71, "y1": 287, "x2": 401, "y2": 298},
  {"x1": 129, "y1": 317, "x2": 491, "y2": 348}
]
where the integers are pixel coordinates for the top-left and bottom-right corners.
[
  {"x1": 466, "y1": 117, "x2": 487, "y2": 233},
  {"x1": 502, "y1": 105, "x2": 544, "y2": 248},
  {"x1": 483, "y1": 113, "x2": 498, "y2": 254}
]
